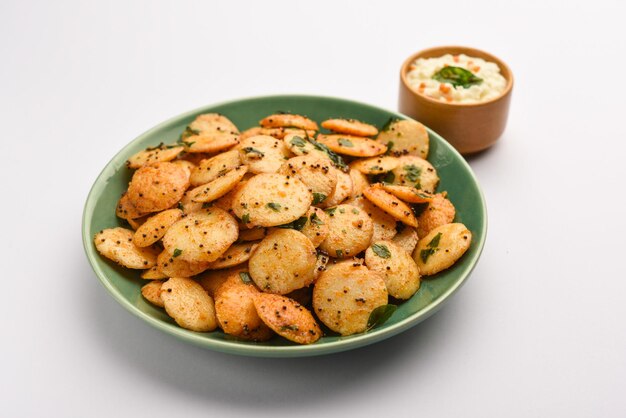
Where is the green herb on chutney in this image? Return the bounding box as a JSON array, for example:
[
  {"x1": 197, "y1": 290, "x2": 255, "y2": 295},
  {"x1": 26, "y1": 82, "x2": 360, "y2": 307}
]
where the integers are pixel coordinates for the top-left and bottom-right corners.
[{"x1": 432, "y1": 66, "x2": 483, "y2": 89}]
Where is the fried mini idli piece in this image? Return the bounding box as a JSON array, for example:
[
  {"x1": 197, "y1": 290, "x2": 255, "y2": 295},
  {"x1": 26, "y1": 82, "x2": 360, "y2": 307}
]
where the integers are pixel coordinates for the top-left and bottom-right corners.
[
  {"x1": 206, "y1": 241, "x2": 259, "y2": 270},
  {"x1": 162, "y1": 208, "x2": 238, "y2": 263},
  {"x1": 156, "y1": 250, "x2": 210, "y2": 278},
  {"x1": 141, "y1": 280, "x2": 165, "y2": 307},
  {"x1": 380, "y1": 184, "x2": 434, "y2": 204},
  {"x1": 181, "y1": 113, "x2": 240, "y2": 154},
  {"x1": 259, "y1": 113, "x2": 319, "y2": 131},
  {"x1": 320, "y1": 169, "x2": 352, "y2": 208},
  {"x1": 249, "y1": 229, "x2": 317, "y2": 294},
  {"x1": 127, "y1": 145, "x2": 185, "y2": 169},
  {"x1": 390, "y1": 155, "x2": 439, "y2": 193},
  {"x1": 254, "y1": 293, "x2": 321, "y2": 344},
  {"x1": 365, "y1": 241, "x2": 420, "y2": 300},
  {"x1": 316, "y1": 134, "x2": 386, "y2": 157},
  {"x1": 214, "y1": 275, "x2": 274, "y2": 341},
  {"x1": 133, "y1": 208, "x2": 183, "y2": 247},
  {"x1": 189, "y1": 149, "x2": 241, "y2": 187},
  {"x1": 350, "y1": 156, "x2": 399, "y2": 175},
  {"x1": 313, "y1": 262, "x2": 387, "y2": 336},
  {"x1": 363, "y1": 186, "x2": 418, "y2": 228},
  {"x1": 346, "y1": 196, "x2": 397, "y2": 242},
  {"x1": 188, "y1": 165, "x2": 248, "y2": 203},
  {"x1": 278, "y1": 155, "x2": 337, "y2": 205},
  {"x1": 321, "y1": 118, "x2": 378, "y2": 137},
  {"x1": 116, "y1": 192, "x2": 146, "y2": 220},
  {"x1": 392, "y1": 226, "x2": 419, "y2": 255},
  {"x1": 161, "y1": 277, "x2": 218, "y2": 332},
  {"x1": 297, "y1": 207, "x2": 330, "y2": 248},
  {"x1": 232, "y1": 173, "x2": 312, "y2": 228},
  {"x1": 238, "y1": 135, "x2": 290, "y2": 174},
  {"x1": 318, "y1": 204, "x2": 373, "y2": 258},
  {"x1": 127, "y1": 162, "x2": 190, "y2": 214},
  {"x1": 413, "y1": 223, "x2": 471, "y2": 276},
  {"x1": 140, "y1": 265, "x2": 168, "y2": 280},
  {"x1": 416, "y1": 193, "x2": 456, "y2": 238},
  {"x1": 94, "y1": 228, "x2": 158, "y2": 269},
  {"x1": 376, "y1": 119, "x2": 429, "y2": 159}
]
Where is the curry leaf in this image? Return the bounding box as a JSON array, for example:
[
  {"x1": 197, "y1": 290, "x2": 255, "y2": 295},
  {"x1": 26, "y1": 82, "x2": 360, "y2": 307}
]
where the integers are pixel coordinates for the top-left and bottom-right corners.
[
  {"x1": 309, "y1": 138, "x2": 348, "y2": 172},
  {"x1": 432, "y1": 66, "x2": 482, "y2": 89},
  {"x1": 367, "y1": 304, "x2": 397, "y2": 330},
  {"x1": 277, "y1": 216, "x2": 308, "y2": 231}
]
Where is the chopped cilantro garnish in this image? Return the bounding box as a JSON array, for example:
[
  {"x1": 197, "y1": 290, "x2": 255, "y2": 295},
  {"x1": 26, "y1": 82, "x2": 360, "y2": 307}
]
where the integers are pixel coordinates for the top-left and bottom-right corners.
[
  {"x1": 404, "y1": 164, "x2": 422, "y2": 183},
  {"x1": 372, "y1": 243, "x2": 391, "y2": 259},
  {"x1": 239, "y1": 272, "x2": 252, "y2": 283},
  {"x1": 290, "y1": 136, "x2": 306, "y2": 147},
  {"x1": 338, "y1": 138, "x2": 354, "y2": 147},
  {"x1": 243, "y1": 147, "x2": 265, "y2": 157},
  {"x1": 312, "y1": 192, "x2": 327, "y2": 205},
  {"x1": 310, "y1": 212, "x2": 324, "y2": 225},
  {"x1": 266, "y1": 202, "x2": 281, "y2": 212}
]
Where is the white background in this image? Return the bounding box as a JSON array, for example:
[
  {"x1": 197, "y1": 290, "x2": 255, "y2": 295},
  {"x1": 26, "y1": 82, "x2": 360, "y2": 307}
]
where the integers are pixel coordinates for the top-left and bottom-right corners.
[{"x1": 1, "y1": 0, "x2": 625, "y2": 416}]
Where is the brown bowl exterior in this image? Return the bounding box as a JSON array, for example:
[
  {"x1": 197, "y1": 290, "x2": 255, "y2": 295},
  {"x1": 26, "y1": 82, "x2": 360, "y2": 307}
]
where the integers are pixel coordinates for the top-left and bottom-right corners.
[{"x1": 399, "y1": 46, "x2": 513, "y2": 155}]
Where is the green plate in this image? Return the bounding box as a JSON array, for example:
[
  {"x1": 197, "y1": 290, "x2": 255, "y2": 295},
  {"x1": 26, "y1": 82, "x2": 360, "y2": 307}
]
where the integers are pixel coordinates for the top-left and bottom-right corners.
[{"x1": 82, "y1": 95, "x2": 487, "y2": 357}]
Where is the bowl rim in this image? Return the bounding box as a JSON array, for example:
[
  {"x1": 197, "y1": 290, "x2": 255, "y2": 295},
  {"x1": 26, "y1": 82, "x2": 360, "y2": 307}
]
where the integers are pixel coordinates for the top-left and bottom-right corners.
[
  {"x1": 400, "y1": 45, "x2": 514, "y2": 108},
  {"x1": 82, "y1": 94, "x2": 488, "y2": 357}
]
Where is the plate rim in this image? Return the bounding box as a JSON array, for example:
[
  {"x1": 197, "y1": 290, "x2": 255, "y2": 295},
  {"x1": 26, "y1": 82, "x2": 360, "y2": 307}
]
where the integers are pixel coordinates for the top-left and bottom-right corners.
[{"x1": 82, "y1": 94, "x2": 488, "y2": 357}]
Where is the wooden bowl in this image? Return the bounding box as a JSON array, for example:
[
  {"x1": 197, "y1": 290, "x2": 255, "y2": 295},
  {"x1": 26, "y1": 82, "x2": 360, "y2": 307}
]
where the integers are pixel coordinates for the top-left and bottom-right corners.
[{"x1": 399, "y1": 46, "x2": 514, "y2": 155}]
